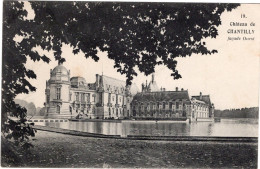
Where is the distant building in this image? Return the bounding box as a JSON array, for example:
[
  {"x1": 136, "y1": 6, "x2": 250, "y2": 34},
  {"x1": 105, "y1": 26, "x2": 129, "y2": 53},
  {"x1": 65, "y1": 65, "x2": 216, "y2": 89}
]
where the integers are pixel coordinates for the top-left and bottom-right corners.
[
  {"x1": 131, "y1": 88, "x2": 191, "y2": 118},
  {"x1": 44, "y1": 64, "x2": 214, "y2": 121},
  {"x1": 190, "y1": 93, "x2": 215, "y2": 120},
  {"x1": 131, "y1": 77, "x2": 214, "y2": 121},
  {"x1": 44, "y1": 63, "x2": 139, "y2": 119}
]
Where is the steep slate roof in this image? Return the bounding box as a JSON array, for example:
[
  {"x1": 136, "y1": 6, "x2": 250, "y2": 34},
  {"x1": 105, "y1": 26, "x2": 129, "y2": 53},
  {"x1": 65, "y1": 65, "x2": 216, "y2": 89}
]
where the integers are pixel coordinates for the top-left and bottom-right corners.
[
  {"x1": 192, "y1": 95, "x2": 211, "y2": 105},
  {"x1": 102, "y1": 75, "x2": 126, "y2": 90},
  {"x1": 101, "y1": 75, "x2": 140, "y2": 95},
  {"x1": 133, "y1": 90, "x2": 190, "y2": 102}
]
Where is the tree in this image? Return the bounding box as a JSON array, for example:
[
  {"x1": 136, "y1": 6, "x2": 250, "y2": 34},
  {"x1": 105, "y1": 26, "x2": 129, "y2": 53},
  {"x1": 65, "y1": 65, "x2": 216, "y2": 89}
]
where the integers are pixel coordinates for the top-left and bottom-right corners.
[
  {"x1": 2, "y1": 2, "x2": 239, "y2": 139},
  {"x1": 14, "y1": 99, "x2": 36, "y2": 116}
]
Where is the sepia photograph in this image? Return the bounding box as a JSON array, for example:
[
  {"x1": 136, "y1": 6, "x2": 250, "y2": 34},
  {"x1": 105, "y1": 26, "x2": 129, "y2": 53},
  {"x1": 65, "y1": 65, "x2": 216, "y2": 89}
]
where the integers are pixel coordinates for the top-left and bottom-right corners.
[{"x1": 1, "y1": 1, "x2": 259, "y2": 168}]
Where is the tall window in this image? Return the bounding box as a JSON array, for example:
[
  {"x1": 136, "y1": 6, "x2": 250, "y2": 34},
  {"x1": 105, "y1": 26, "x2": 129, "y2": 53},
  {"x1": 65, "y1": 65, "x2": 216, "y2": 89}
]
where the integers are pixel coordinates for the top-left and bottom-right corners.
[
  {"x1": 176, "y1": 102, "x2": 179, "y2": 109},
  {"x1": 92, "y1": 94, "x2": 96, "y2": 102},
  {"x1": 169, "y1": 102, "x2": 173, "y2": 109},
  {"x1": 108, "y1": 93, "x2": 111, "y2": 103},
  {"x1": 87, "y1": 93, "x2": 90, "y2": 102},
  {"x1": 150, "y1": 103, "x2": 153, "y2": 110},
  {"x1": 56, "y1": 105, "x2": 60, "y2": 114},
  {"x1": 76, "y1": 92, "x2": 79, "y2": 101},
  {"x1": 81, "y1": 93, "x2": 85, "y2": 102},
  {"x1": 56, "y1": 87, "x2": 61, "y2": 100},
  {"x1": 163, "y1": 102, "x2": 166, "y2": 109}
]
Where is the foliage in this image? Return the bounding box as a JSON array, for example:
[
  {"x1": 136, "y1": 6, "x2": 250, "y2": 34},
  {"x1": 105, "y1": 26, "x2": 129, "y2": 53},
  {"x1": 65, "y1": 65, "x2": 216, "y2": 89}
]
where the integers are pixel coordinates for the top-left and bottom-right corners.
[
  {"x1": 27, "y1": 2, "x2": 239, "y2": 84},
  {"x1": 2, "y1": 1, "x2": 239, "y2": 142},
  {"x1": 214, "y1": 107, "x2": 259, "y2": 118},
  {"x1": 2, "y1": 106, "x2": 36, "y2": 149},
  {"x1": 2, "y1": 1, "x2": 38, "y2": 148},
  {"x1": 15, "y1": 99, "x2": 37, "y2": 116}
]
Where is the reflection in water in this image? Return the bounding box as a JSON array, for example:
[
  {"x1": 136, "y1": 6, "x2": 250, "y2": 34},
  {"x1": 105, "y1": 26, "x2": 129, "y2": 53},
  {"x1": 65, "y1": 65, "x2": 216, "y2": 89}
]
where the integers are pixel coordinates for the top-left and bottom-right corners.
[{"x1": 38, "y1": 118, "x2": 258, "y2": 137}]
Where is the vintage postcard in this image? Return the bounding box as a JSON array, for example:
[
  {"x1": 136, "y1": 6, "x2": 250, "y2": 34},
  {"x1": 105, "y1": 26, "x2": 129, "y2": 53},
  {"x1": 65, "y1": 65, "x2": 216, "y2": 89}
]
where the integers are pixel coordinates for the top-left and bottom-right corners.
[{"x1": 1, "y1": 1, "x2": 259, "y2": 168}]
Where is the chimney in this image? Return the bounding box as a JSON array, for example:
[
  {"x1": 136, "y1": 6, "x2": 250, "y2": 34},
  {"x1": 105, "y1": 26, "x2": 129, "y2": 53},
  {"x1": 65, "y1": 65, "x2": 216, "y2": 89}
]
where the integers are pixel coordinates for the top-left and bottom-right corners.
[
  {"x1": 142, "y1": 83, "x2": 144, "y2": 92},
  {"x1": 96, "y1": 74, "x2": 99, "y2": 87},
  {"x1": 200, "y1": 92, "x2": 202, "y2": 100},
  {"x1": 151, "y1": 73, "x2": 155, "y2": 83},
  {"x1": 163, "y1": 88, "x2": 166, "y2": 91},
  {"x1": 181, "y1": 88, "x2": 184, "y2": 91},
  {"x1": 176, "y1": 87, "x2": 178, "y2": 91}
]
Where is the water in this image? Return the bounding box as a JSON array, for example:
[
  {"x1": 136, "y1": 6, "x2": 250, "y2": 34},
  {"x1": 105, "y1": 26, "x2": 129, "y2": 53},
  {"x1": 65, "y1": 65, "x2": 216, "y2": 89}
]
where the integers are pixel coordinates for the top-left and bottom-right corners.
[{"x1": 36, "y1": 118, "x2": 258, "y2": 137}]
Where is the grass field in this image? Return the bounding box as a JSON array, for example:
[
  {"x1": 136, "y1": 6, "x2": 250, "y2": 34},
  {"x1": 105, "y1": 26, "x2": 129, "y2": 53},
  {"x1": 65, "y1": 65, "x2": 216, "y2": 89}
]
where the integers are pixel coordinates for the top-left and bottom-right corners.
[{"x1": 1, "y1": 130, "x2": 257, "y2": 168}]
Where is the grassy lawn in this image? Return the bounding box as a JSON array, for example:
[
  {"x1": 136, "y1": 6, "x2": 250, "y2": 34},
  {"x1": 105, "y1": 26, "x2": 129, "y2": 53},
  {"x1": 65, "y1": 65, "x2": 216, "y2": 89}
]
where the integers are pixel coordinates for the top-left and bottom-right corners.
[{"x1": 1, "y1": 130, "x2": 258, "y2": 168}]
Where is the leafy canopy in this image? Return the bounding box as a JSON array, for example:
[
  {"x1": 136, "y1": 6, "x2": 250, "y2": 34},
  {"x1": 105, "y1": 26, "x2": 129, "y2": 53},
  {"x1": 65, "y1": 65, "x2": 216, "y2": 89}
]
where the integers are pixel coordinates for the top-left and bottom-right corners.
[{"x1": 2, "y1": 2, "x2": 239, "y2": 136}]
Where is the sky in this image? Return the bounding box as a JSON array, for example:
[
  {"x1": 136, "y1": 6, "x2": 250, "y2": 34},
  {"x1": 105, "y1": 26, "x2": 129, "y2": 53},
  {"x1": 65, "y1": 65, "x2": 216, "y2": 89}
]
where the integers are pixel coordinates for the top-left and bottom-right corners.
[{"x1": 15, "y1": 3, "x2": 260, "y2": 110}]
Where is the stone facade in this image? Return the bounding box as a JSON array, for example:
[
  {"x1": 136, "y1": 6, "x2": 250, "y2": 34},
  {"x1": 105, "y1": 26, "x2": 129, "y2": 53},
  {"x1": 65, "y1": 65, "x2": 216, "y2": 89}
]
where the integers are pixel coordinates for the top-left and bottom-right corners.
[
  {"x1": 189, "y1": 93, "x2": 215, "y2": 121},
  {"x1": 44, "y1": 64, "x2": 139, "y2": 119},
  {"x1": 44, "y1": 64, "x2": 214, "y2": 121},
  {"x1": 131, "y1": 88, "x2": 191, "y2": 118},
  {"x1": 132, "y1": 83, "x2": 214, "y2": 121}
]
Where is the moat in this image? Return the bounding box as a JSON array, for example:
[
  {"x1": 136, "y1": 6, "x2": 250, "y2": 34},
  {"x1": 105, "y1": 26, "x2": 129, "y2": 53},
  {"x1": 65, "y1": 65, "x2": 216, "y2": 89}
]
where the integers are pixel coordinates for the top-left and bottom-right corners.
[{"x1": 36, "y1": 118, "x2": 258, "y2": 137}]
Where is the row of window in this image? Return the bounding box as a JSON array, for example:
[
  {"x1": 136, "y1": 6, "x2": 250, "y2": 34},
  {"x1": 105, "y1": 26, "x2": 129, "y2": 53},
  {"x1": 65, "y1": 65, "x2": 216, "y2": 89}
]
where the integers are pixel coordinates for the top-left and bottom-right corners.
[
  {"x1": 52, "y1": 87, "x2": 130, "y2": 105},
  {"x1": 108, "y1": 93, "x2": 124, "y2": 104},
  {"x1": 134, "y1": 105, "x2": 184, "y2": 111},
  {"x1": 133, "y1": 102, "x2": 183, "y2": 109},
  {"x1": 192, "y1": 104, "x2": 208, "y2": 111},
  {"x1": 71, "y1": 92, "x2": 95, "y2": 102},
  {"x1": 133, "y1": 102, "x2": 209, "y2": 112},
  {"x1": 108, "y1": 108, "x2": 123, "y2": 117}
]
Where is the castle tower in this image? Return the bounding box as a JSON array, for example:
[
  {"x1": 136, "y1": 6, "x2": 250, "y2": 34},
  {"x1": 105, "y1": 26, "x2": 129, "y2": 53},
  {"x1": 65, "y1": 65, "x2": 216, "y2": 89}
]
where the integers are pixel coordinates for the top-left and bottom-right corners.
[{"x1": 45, "y1": 63, "x2": 71, "y2": 118}]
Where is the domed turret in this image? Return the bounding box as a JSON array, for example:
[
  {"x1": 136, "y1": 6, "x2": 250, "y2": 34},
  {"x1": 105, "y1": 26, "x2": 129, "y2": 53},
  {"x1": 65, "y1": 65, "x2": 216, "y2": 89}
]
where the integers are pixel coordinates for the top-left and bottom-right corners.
[
  {"x1": 50, "y1": 63, "x2": 70, "y2": 82},
  {"x1": 46, "y1": 63, "x2": 71, "y2": 118}
]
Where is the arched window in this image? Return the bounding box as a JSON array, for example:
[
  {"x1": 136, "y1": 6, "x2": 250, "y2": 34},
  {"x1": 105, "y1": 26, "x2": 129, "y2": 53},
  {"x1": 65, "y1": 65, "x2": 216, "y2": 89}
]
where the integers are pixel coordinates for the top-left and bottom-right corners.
[{"x1": 56, "y1": 105, "x2": 60, "y2": 114}]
